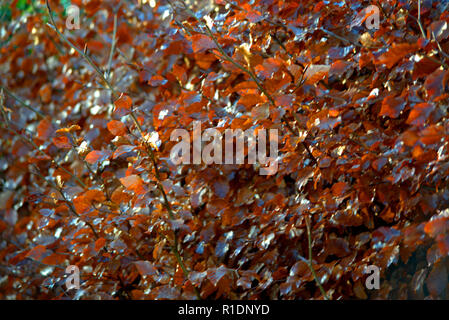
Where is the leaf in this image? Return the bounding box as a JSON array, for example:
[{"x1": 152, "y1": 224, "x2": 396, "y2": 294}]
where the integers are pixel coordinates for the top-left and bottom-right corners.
[
  {"x1": 114, "y1": 93, "x2": 132, "y2": 116},
  {"x1": 379, "y1": 95, "x2": 406, "y2": 118},
  {"x1": 38, "y1": 84, "x2": 52, "y2": 103},
  {"x1": 424, "y1": 69, "x2": 447, "y2": 101},
  {"x1": 56, "y1": 125, "x2": 81, "y2": 134},
  {"x1": 332, "y1": 181, "x2": 348, "y2": 197},
  {"x1": 207, "y1": 265, "x2": 229, "y2": 286},
  {"x1": 426, "y1": 262, "x2": 447, "y2": 297},
  {"x1": 329, "y1": 60, "x2": 352, "y2": 77},
  {"x1": 413, "y1": 57, "x2": 440, "y2": 80},
  {"x1": 41, "y1": 253, "x2": 66, "y2": 265},
  {"x1": 73, "y1": 190, "x2": 106, "y2": 214},
  {"x1": 238, "y1": 93, "x2": 265, "y2": 109},
  {"x1": 251, "y1": 103, "x2": 270, "y2": 120},
  {"x1": 26, "y1": 245, "x2": 46, "y2": 260},
  {"x1": 420, "y1": 125, "x2": 444, "y2": 145},
  {"x1": 429, "y1": 20, "x2": 449, "y2": 42},
  {"x1": 134, "y1": 260, "x2": 157, "y2": 276},
  {"x1": 120, "y1": 175, "x2": 146, "y2": 195},
  {"x1": 406, "y1": 103, "x2": 434, "y2": 126},
  {"x1": 85, "y1": 150, "x2": 111, "y2": 165},
  {"x1": 213, "y1": 178, "x2": 229, "y2": 199},
  {"x1": 424, "y1": 217, "x2": 449, "y2": 237},
  {"x1": 111, "y1": 187, "x2": 132, "y2": 204},
  {"x1": 52, "y1": 135, "x2": 71, "y2": 148},
  {"x1": 95, "y1": 237, "x2": 107, "y2": 252},
  {"x1": 107, "y1": 120, "x2": 127, "y2": 136},
  {"x1": 112, "y1": 145, "x2": 136, "y2": 159},
  {"x1": 376, "y1": 43, "x2": 417, "y2": 68},
  {"x1": 148, "y1": 75, "x2": 167, "y2": 86},
  {"x1": 37, "y1": 118, "x2": 54, "y2": 140},
  {"x1": 304, "y1": 64, "x2": 330, "y2": 84},
  {"x1": 190, "y1": 34, "x2": 216, "y2": 53}
]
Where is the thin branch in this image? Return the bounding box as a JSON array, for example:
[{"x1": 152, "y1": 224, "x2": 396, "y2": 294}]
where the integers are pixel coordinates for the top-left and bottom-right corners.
[
  {"x1": 30, "y1": 164, "x2": 99, "y2": 239},
  {"x1": 305, "y1": 216, "x2": 329, "y2": 300},
  {"x1": 0, "y1": 85, "x2": 45, "y2": 119},
  {"x1": 417, "y1": 0, "x2": 427, "y2": 39},
  {"x1": 106, "y1": 13, "x2": 118, "y2": 80},
  {"x1": 432, "y1": 31, "x2": 449, "y2": 60},
  {"x1": 45, "y1": 0, "x2": 117, "y2": 96}
]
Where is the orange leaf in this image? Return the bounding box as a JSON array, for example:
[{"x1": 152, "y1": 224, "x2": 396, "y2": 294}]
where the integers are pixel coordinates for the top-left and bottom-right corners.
[
  {"x1": 424, "y1": 217, "x2": 449, "y2": 237},
  {"x1": 148, "y1": 75, "x2": 167, "y2": 87},
  {"x1": 420, "y1": 125, "x2": 444, "y2": 145},
  {"x1": 332, "y1": 182, "x2": 348, "y2": 197},
  {"x1": 376, "y1": 43, "x2": 417, "y2": 68},
  {"x1": 238, "y1": 94, "x2": 265, "y2": 109},
  {"x1": 190, "y1": 34, "x2": 216, "y2": 53},
  {"x1": 41, "y1": 253, "x2": 66, "y2": 265},
  {"x1": 304, "y1": 64, "x2": 330, "y2": 85},
  {"x1": 52, "y1": 135, "x2": 71, "y2": 148},
  {"x1": 329, "y1": 60, "x2": 352, "y2": 77},
  {"x1": 406, "y1": 103, "x2": 434, "y2": 126},
  {"x1": 120, "y1": 175, "x2": 146, "y2": 195},
  {"x1": 111, "y1": 187, "x2": 132, "y2": 204},
  {"x1": 95, "y1": 237, "x2": 107, "y2": 251},
  {"x1": 39, "y1": 84, "x2": 52, "y2": 103},
  {"x1": 379, "y1": 95, "x2": 406, "y2": 118},
  {"x1": 56, "y1": 125, "x2": 81, "y2": 134},
  {"x1": 37, "y1": 118, "x2": 53, "y2": 141},
  {"x1": 114, "y1": 93, "x2": 132, "y2": 116},
  {"x1": 107, "y1": 120, "x2": 127, "y2": 136},
  {"x1": 26, "y1": 245, "x2": 46, "y2": 260},
  {"x1": 85, "y1": 150, "x2": 111, "y2": 164}
]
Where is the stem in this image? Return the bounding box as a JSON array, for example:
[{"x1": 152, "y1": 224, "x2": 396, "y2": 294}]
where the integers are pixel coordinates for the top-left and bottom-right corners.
[
  {"x1": 417, "y1": 0, "x2": 427, "y2": 39},
  {"x1": 30, "y1": 164, "x2": 99, "y2": 239},
  {"x1": 0, "y1": 85, "x2": 45, "y2": 119},
  {"x1": 106, "y1": 13, "x2": 118, "y2": 81},
  {"x1": 305, "y1": 216, "x2": 329, "y2": 300}
]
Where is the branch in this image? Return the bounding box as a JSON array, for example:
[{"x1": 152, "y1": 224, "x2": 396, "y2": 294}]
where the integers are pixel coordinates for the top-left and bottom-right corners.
[
  {"x1": 417, "y1": 0, "x2": 427, "y2": 39},
  {"x1": 305, "y1": 216, "x2": 329, "y2": 300},
  {"x1": 0, "y1": 85, "x2": 45, "y2": 119}
]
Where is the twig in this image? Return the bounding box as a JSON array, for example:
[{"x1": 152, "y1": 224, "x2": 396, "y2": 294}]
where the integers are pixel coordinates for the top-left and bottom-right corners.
[
  {"x1": 432, "y1": 31, "x2": 449, "y2": 60},
  {"x1": 417, "y1": 0, "x2": 427, "y2": 39},
  {"x1": 106, "y1": 13, "x2": 118, "y2": 81},
  {"x1": 0, "y1": 85, "x2": 45, "y2": 119},
  {"x1": 321, "y1": 28, "x2": 362, "y2": 48},
  {"x1": 30, "y1": 164, "x2": 100, "y2": 239},
  {"x1": 304, "y1": 216, "x2": 329, "y2": 300}
]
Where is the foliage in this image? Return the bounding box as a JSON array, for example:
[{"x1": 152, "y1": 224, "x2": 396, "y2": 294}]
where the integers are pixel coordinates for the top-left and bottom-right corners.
[{"x1": 1, "y1": 0, "x2": 449, "y2": 300}]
